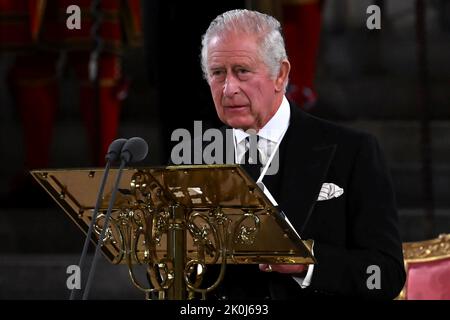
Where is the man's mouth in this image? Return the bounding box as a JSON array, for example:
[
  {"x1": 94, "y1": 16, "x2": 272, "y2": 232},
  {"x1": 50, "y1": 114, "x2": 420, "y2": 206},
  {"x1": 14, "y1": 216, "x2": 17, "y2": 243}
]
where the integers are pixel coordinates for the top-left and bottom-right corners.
[{"x1": 225, "y1": 105, "x2": 249, "y2": 111}]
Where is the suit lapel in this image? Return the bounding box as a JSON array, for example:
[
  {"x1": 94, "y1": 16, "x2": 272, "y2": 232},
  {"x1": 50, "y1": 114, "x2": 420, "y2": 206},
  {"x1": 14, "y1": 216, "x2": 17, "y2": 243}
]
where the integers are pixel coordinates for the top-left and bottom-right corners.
[
  {"x1": 218, "y1": 107, "x2": 336, "y2": 237},
  {"x1": 279, "y1": 106, "x2": 336, "y2": 237}
]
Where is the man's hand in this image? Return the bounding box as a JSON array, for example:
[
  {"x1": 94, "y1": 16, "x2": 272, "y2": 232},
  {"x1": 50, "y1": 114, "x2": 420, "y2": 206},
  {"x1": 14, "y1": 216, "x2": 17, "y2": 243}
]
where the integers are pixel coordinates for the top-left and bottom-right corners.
[{"x1": 259, "y1": 264, "x2": 307, "y2": 275}]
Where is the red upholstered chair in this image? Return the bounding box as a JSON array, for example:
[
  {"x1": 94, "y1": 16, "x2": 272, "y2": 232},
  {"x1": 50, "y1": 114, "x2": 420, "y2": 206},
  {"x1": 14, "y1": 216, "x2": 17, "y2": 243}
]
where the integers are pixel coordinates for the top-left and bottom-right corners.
[{"x1": 397, "y1": 234, "x2": 450, "y2": 300}]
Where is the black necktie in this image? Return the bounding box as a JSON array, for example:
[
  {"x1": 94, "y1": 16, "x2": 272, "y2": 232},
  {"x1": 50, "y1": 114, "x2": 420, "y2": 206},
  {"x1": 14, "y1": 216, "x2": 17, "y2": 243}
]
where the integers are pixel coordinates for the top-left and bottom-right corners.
[{"x1": 241, "y1": 136, "x2": 262, "y2": 181}]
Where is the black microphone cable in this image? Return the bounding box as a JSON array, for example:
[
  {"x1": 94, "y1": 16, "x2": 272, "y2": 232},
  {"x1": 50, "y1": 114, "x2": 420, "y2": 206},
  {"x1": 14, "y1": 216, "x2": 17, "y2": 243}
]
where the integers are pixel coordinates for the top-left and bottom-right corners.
[{"x1": 82, "y1": 137, "x2": 148, "y2": 300}]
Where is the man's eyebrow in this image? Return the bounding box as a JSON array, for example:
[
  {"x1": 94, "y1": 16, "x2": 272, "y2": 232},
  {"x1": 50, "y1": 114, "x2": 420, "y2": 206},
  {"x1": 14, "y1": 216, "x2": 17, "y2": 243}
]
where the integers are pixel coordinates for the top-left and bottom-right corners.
[
  {"x1": 233, "y1": 63, "x2": 251, "y2": 68},
  {"x1": 209, "y1": 66, "x2": 225, "y2": 72},
  {"x1": 208, "y1": 62, "x2": 253, "y2": 71}
]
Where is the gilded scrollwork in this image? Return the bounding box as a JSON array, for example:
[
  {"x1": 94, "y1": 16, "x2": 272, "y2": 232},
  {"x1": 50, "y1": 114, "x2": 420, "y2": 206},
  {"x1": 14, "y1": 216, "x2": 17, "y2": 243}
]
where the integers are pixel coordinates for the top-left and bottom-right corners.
[
  {"x1": 152, "y1": 209, "x2": 170, "y2": 246},
  {"x1": 107, "y1": 170, "x2": 176, "y2": 297},
  {"x1": 146, "y1": 259, "x2": 175, "y2": 292},
  {"x1": 187, "y1": 211, "x2": 220, "y2": 263},
  {"x1": 182, "y1": 208, "x2": 231, "y2": 299},
  {"x1": 109, "y1": 169, "x2": 267, "y2": 299},
  {"x1": 93, "y1": 212, "x2": 124, "y2": 264},
  {"x1": 233, "y1": 211, "x2": 260, "y2": 245}
]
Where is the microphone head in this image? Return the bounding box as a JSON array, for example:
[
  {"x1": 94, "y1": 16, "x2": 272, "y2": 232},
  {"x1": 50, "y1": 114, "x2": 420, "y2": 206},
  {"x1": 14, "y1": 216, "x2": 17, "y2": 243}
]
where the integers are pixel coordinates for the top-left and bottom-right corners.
[
  {"x1": 105, "y1": 138, "x2": 128, "y2": 162},
  {"x1": 120, "y1": 137, "x2": 148, "y2": 164}
]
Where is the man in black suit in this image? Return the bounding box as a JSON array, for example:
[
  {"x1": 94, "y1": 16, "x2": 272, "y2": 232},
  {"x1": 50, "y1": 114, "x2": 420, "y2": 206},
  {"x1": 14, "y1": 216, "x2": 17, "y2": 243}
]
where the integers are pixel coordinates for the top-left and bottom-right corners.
[{"x1": 188, "y1": 9, "x2": 406, "y2": 299}]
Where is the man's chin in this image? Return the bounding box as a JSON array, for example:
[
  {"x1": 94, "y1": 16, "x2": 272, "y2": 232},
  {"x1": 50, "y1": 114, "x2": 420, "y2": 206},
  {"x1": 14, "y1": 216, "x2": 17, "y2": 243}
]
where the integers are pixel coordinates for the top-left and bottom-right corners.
[{"x1": 224, "y1": 119, "x2": 253, "y2": 131}]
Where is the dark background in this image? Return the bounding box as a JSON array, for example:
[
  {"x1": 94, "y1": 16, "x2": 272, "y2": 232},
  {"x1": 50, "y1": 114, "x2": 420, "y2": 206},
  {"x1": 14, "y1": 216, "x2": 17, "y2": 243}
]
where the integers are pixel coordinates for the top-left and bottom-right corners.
[{"x1": 0, "y1": 0, "x2": 449, "y2": 299}]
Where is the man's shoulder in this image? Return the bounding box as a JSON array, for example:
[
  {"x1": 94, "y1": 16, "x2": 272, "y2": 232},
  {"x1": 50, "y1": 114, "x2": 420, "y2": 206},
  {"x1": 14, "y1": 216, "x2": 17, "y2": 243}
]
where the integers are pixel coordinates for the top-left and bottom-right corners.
[{"x1": 291, "y1": 106, "x2": 376, "y2": 146}]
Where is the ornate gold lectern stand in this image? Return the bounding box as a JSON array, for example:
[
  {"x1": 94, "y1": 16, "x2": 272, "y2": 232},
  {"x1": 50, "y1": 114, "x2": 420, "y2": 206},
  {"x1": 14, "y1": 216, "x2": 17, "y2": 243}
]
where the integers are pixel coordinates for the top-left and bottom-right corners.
[{"x1": 31, "y1": 165, "x2": 315, "y2": 300}]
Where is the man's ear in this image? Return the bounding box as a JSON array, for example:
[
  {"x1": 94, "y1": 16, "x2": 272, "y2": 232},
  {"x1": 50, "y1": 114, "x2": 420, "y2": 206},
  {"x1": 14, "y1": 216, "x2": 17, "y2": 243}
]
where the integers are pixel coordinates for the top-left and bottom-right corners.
[{"x1": 274, "y1": 60, "x2": 290, "y2": 92}]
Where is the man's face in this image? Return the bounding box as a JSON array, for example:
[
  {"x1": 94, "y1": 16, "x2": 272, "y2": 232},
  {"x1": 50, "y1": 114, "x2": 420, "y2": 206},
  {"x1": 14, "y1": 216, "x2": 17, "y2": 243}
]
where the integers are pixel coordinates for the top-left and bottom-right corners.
[{"x1": 206, "y1": 33, "x2": 287, "y2": 131}]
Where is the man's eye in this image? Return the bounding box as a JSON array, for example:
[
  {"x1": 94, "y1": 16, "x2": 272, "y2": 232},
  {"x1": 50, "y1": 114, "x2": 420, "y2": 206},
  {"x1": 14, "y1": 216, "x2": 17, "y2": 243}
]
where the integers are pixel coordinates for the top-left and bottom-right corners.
[
  {"x1": 211, "y1": 70, "x2": 224, "y2": 76},
  {"x1": 237, "y1": 69, "x2": 249, "y2": 74}
]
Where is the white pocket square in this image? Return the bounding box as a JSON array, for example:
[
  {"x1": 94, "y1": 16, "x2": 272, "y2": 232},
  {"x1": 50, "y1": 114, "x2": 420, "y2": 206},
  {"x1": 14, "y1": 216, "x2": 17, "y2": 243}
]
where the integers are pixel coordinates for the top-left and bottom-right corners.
[{"x1": 317, "y1": 183, "x2": 344, "y2": 201}]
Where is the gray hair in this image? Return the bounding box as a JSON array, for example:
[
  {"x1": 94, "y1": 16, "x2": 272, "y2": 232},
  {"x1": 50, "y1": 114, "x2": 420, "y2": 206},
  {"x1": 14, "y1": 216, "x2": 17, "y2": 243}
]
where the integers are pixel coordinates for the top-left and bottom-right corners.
[{"x1": 201, "y1": 9, "x2": 288, "y2": 84}]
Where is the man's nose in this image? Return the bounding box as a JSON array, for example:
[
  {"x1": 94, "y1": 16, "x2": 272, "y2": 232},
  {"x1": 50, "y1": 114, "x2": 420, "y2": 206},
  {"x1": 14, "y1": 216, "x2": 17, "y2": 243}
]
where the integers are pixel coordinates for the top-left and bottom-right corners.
[{"x1": 223, "y1": 75, "x2": 240, "y2": 97}]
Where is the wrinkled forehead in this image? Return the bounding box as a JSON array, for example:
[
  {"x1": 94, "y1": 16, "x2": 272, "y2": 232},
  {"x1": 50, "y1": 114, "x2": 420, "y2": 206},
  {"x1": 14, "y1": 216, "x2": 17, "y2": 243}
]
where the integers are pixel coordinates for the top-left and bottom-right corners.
[
  {"x1": 206, "y1": 32, "x2": 262, "y2": 62},
  {"x1": 208, "y1": 30, "x2": 261, "y2": 47}
]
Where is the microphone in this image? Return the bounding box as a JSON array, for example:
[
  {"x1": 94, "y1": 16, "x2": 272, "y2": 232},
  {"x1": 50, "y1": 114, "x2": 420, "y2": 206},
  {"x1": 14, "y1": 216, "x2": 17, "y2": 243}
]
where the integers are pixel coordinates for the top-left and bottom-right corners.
[
  {"x1": 105, "y1": 138, "x2": 128, "y2": 162},
  {"x1": 120, "y1": 136, "x2": 149, "y2": 164},
  {"x1": 82, "y1": 137, "x2": 149, "y2": 300},
  {"x1": 69, "y1": 138, "x2": 127, "y2": 300}
]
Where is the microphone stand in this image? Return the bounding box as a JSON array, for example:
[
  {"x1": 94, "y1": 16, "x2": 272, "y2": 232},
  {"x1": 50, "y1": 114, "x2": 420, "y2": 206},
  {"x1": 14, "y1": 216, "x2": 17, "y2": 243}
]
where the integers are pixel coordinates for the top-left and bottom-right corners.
[
  {"x1": 69, "y1": 159, "x2": 111, "y2": 300},
  {"x1": 69, "y1": 138, "x2": 126, "y2": 300},
  {"x1": 76, "y1": 137, "x2": 148, "y2": 299},
  {"x1": 81, "y1": 159, "x2": 127, "y2": 300}
]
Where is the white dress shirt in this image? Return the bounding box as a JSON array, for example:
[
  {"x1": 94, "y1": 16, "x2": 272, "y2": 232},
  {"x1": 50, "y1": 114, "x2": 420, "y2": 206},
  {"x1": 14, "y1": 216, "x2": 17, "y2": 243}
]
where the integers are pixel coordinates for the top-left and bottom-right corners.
[
  {"x1": 233, "y1": 95, "x2": 291, "y2": 166},
  {"x1": 232, "y1": 95, "x2": 315, "y2": 289}
]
